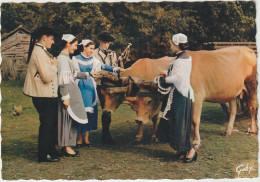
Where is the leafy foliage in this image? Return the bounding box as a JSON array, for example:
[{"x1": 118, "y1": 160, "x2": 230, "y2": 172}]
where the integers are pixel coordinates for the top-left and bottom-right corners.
[{"x1": 1, "y1": 1, "x2": 256, "y2": 59}]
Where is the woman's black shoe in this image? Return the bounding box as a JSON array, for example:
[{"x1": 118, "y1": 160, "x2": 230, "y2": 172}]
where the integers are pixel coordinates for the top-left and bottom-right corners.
[
  {"x1": 84, "y1": 143, "x2": 92, "y2": 147},
  {"x1": 61, "y1": 148, "x2": 80, "y2": 157},
  {"x1": 184, "y1": 152, "x2": 197, "y2": 163}
]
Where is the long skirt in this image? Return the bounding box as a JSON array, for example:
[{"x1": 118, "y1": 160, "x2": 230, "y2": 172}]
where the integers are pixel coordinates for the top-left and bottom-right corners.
[
  {"x1": 156, "y1": 89, "x2": 192, "y2": 152},
  {"x1": 57, "y1": 101, "x2": 78, "y2": 147},
  {"x1": 77, "y1": 105, "x2": 98, "y2": 133}
]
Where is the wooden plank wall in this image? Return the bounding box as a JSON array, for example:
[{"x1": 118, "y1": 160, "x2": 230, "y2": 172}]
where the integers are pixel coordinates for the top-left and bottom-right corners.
[
  {"x1": 212, "y1": 42, "x2": 257, "y2": 54},
  {"x1": 1, "y1": 31, "x2": 30, "y2": 80}
]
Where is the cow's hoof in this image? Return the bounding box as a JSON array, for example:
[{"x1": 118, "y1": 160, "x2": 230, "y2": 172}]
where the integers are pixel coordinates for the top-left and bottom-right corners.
[
  {"x1": 247, "y1": 132, "x2": 257, "y2": 136},
  {"x1": 193, "y1": 144, "x2": 201, "y2": 150},
  {"x1": 192, "y1": 139, "x2": 200, "y2": 145},
  {"x1": 223, "y1": 130, "x2": 231, "y2": 137},
  {"x1": 136, "y1": 136, "x2": 142, "y2": 142},
  {"x1": 247, "y1": 128, "x2": 257, "y2": 136},
  {"x1": 152, "y1": 137, "x2": 159, "y2": 143},
  {"x1": 192, "y1": 140, "x2": 201, "y2": 149},
  {"x1": 247, "y1": 128, "x2": 258, "y2": 136}
]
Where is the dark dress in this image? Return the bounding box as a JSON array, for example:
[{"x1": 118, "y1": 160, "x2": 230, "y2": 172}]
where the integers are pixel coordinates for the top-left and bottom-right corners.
[
  {"x1": 156, "y1": 51, "x2": 194, "y2": 152},
  {"x1": 157, "y1": 89, "x2": 192, "y2": 151}
]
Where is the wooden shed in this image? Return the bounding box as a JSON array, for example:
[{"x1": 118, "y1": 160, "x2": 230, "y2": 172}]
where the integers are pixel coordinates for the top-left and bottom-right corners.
[{"x1": 1, "y1": 25, "x2": 31, "y2": 81}]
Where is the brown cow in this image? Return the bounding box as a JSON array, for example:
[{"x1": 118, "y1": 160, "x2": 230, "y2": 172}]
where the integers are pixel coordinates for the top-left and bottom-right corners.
[
  {"x1": 125, "y1": 46, "x2": 257, "y2": 148},
  {"x1": 100, "y1": 56, "x2": 174, "y2": 143}
]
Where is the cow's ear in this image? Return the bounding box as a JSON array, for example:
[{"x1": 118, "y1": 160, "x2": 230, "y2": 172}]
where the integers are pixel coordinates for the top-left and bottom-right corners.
[{"x1": 124, "y1": 97, "x2": 137, "y2": 106}]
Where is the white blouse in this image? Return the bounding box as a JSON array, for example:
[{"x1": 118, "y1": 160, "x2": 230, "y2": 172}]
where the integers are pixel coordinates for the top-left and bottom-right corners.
[
  {"x1": 156, "y1": 52, "x2": 194, "y2": 102},
  {"x1": 165, "y1": 55, "x2": 194, "y2": 101}
]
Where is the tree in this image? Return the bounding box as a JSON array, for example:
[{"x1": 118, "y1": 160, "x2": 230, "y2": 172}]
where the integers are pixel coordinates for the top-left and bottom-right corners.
[{"x1": 1, "y1": 1, "x2": 256, "y2": 59}]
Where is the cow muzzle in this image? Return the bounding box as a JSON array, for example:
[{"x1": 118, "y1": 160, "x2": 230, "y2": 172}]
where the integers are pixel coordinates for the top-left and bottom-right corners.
[
  {"x1": 135, "y1": 120, "x2": 143, "y2": 125},
  {"x1": 135, "y1": 117, "x2": 150, "y2": 125}
]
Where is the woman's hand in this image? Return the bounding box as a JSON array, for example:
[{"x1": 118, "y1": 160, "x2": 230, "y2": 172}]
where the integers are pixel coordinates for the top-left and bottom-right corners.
[
  {"x1": 114, "y1": 67, "x2": 124, "y2": 73},
  {"x1": 160, "y1": 71, "x2": 167, "y2": 78},
  {"x1": 51, "y1": 58, "x2": 58, "y2": 66},
  {"x1": 63, "y1": 99, "x2": 70, "y2": 109},
  {"x1": 118, "y1": 68, "x2": 125, "y2": 73}
]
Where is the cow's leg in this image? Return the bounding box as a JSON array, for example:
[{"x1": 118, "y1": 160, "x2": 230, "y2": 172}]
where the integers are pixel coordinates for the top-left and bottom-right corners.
[
  {"x1": 246, "y1": 86, "x2": 257, "y2": 135},
  {"x1": 136, "y1": 124, "x2": 143, "y2": 141},
  {"x1": 192, "y1": 100, "x2": 203, "y2": 149},
  {"x1": 245, "y1": 65, "x2": 257, "y2": 135},
  {"x1": 248, "y1": 94, "x2": 257, "y2": 135},
  {"x1": 151, "y1": 114, "x2": 158, "y2": 142},
  {"x1": 101, "y1": 110, "x2": 114, "y2": 144},
  {"x1": 224, "y1": 99, "x2": 237, "y2": 136},
  {"x1": 98, "y1": 87, "x2": 114, "y2": 144}
]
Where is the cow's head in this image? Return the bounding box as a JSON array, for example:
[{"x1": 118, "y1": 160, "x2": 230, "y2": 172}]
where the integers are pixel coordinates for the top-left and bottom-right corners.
[
  {"x1": 100, "y1": 76, "x2": 127, "y2": 114},
  {"x1": 101, "y1": 87, "x2": 126, "y2": 114},
  {"x1": 124, "y1": 92, "x2": 162, "y2": 125},
  {"x1": 100, "y1": 74, "x2": 140, "y2": 113}
]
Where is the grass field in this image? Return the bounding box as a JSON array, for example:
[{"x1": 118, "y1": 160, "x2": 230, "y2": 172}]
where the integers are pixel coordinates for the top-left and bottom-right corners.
[{"x1": 1, "y1": 81, "x2": 258, "y2": 180}]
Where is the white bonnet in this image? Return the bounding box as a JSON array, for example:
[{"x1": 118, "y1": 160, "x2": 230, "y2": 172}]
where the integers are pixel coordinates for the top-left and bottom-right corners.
[
  {"x1": 62, "y1": 34, "x2": 76, "y2": 42},
  {"x1": 172, "y1": 33, "x2": 188, "y2": 45},
  {"x1": 79, "y1": 39, "x2": 94, "y2": 46}
]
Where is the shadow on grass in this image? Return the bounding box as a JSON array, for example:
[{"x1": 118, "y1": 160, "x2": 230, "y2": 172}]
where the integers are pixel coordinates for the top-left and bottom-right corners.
[
  {"x1": 2, "y1": 135, "x2": 39, "y2": 162},
  {"x1": 89, "y1": 140, "x2": 178, "y2": 162},
  {"x1": 87, "y1": 127, "x2": 189, "y2": 162},
  {"x1": 198, "y1": 128, "x2": 226, "y2": 137}
]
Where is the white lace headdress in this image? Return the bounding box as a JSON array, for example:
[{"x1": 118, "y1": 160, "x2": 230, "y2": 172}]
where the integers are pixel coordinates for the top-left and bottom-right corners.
[
  {"x1": 172, "y1": 33, "x2": 188, "y2": 45},
  {"x1": 62, "y1": 34, "x2": 76, "y2": 42}
]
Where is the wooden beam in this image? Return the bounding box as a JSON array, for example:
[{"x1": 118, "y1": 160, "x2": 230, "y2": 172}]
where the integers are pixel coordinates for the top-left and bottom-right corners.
[{"x1": 105, "y1": 87, "x2": 128, "y2": 94}]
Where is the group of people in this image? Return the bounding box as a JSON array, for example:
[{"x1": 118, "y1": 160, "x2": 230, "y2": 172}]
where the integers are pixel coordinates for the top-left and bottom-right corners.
[
  {"x1": 23, "y1": 27, "x2": 121, "y2": 162},
  {"x1": 23, "y1": 26, "x2": 197, "y2": 163}
]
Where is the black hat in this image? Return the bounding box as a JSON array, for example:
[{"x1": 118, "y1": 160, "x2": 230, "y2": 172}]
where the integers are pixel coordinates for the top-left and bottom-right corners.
[{"x1": 98, "y1": 32, "x2": 115, "y2": 42}]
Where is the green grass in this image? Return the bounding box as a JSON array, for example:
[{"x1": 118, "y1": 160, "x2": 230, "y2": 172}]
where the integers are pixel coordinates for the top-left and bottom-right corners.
[{"x1": 1, "y1": 81, "x2": 258, "y2": 180}]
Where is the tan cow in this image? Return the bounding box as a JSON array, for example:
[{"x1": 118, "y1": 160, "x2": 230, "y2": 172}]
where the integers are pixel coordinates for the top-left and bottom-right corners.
[
  {"x1": 189, "y1": 47, "x2": 257, "y2": 147},
  {"x1": 125, "y1": 46, "x2": 257, "y2": 148}
]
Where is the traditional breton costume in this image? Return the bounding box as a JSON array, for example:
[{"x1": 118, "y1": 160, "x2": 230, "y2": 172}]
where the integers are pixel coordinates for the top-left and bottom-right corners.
[
  {"x1": 92, "y1": 47, "x2": 117, "y2": 67},
  {"x1": 23, "y1": 40, "x2": 58, "y2": 161},
  {"x1": 57, "y1": 34, "x2": 89, "y2": 147},
  {"x1": 92, "y1": 32, "x2": 118, "y2": 109},
  {"x1": 72, "y1": 39, "x2": 119, "y2": 133},
  {"x1": 92, "y1": 31, "x2": 117, "y2": 67},
  {"x1": 155, "y1": 33, "x2": 194, "y2": 152}
]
